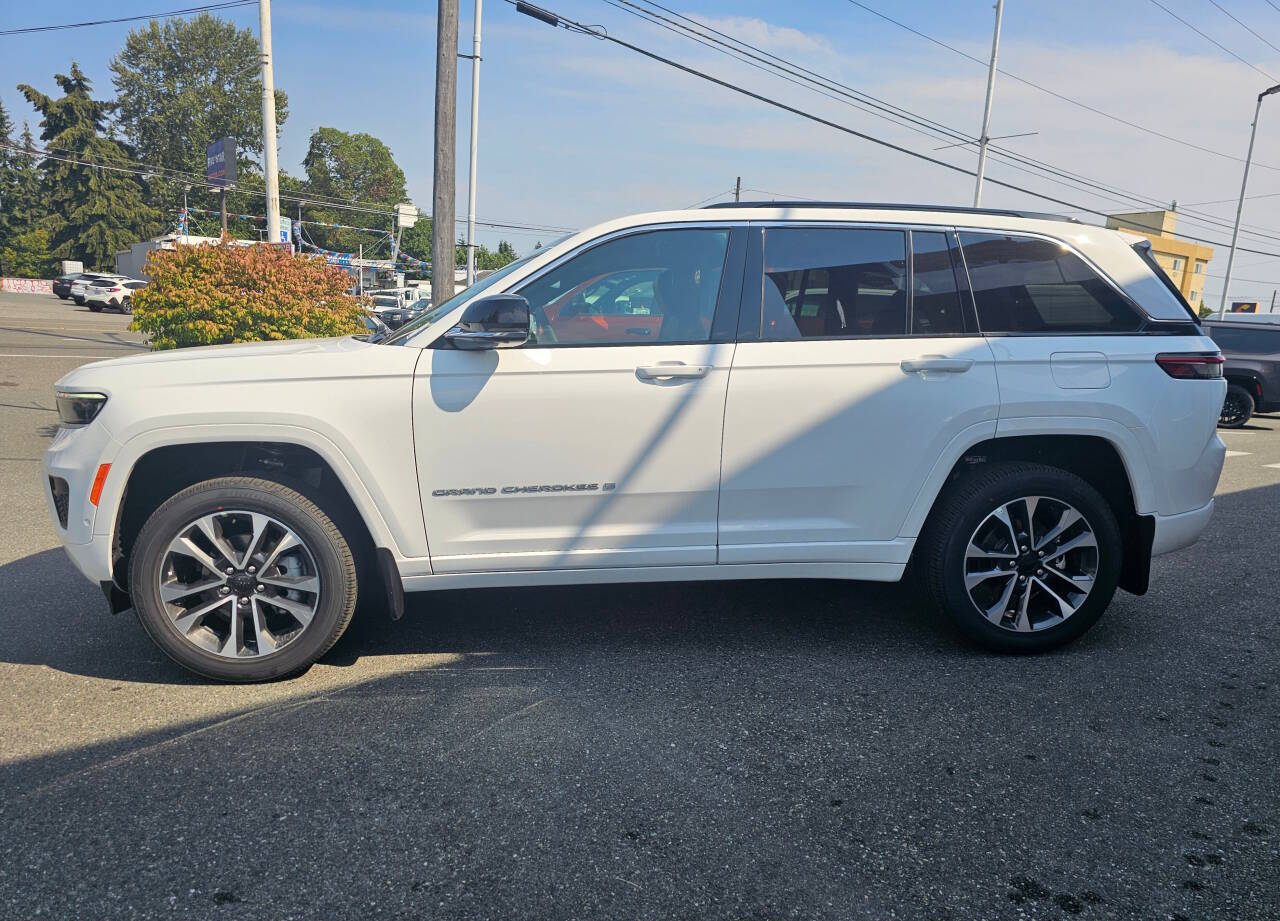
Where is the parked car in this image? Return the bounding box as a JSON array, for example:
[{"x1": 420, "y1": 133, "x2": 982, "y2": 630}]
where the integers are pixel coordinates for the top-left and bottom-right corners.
[
  {"x1": 368, "y1": 294, "x2": 427, "y2": 329},
  {"x1": 45, "y1": 203, "x2": 1226, "y2": 681},
  {"x1": 84, "y1": 279, "x2": 147, "y2": 314},
  {"x1": 70, "y1": 273, "x2": 126, "y2": 306},
  {"x1": 1202, "y1": 317, "x2": 1280, "y2": 426},
  {"x1": 53, "y1": 273, "x2": 86, "y2": 299},
  {"x1": 356, "y1": 312, "x2": 391, "y2": 342}
]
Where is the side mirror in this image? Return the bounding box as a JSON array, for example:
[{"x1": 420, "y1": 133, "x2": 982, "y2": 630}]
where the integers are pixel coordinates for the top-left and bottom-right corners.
[{"x1": 444, "y1": 294, "x2": 530, "y2": 350}]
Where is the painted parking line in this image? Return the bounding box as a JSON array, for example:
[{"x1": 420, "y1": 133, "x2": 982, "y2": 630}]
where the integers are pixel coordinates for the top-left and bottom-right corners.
[
  {"x1": 1265, "y1": 463, "x2": 1280, "y2": 469},
  {"x1": 1224, "y1": 451, "x2": 1251, "y2": 457}
]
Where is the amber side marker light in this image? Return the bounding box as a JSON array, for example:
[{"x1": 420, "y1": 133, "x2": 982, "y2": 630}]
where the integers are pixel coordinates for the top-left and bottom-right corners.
[
  {"x1": 1156, "y1": 353, "x2": 1225, "y2": 379},
  {"x1": 89, "y1": 464, "x2": 111, "y2": 506}
]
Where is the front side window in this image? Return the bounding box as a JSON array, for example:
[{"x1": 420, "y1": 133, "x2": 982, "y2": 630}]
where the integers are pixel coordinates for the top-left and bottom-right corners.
[
  {"x1": 761, "y1": 227, "x2": 907, "y2": 339},
  {"x1": 517, "y1": 228, "x2": 730, "y2": 345},
  {"x1": 911, "y1": 230, "x2": 966, "y2": 335},
  {"x1": 958, "y1": 232, "x2": 1143, "y2": 333}
]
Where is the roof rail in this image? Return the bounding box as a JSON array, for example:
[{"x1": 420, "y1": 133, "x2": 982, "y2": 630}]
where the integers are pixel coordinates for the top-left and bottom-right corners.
[{"x1": 702, "y1": 201, "x2": 1078, "y2": 223}]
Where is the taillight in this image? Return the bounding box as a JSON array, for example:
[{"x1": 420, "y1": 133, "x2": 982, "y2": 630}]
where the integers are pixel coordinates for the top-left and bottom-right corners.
[{"x1": 1156, "y1": 352, "x2": 1224, "y2": 379}]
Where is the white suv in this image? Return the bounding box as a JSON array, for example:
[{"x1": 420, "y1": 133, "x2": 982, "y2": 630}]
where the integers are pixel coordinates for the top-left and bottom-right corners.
[{"x1": 44, "y1": 204, "x2": 1227, "y2": 681}]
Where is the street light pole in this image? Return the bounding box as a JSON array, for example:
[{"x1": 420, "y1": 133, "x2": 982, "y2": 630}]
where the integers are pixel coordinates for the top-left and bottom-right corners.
[
  {"x1": 432, "y1": 0, "x2": 459, "y2": 305},
  {"x1": 258, "y1": 0, "x2": 282, "y2": 243},
  {"x1": 973, "y1": 0, "x2": 1004, "y2": 207},
  {"x1": 1219, "y1": 83, "x2": 1280, "y2": 318},
  {"x1": 465, "y1": 0, "x2": 483, "y2": 287}
]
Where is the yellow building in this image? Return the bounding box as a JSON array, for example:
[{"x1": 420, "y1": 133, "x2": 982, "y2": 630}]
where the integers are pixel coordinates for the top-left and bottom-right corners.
[{"x1": 1104, "y1": 210, "x2": 1213, "y2": 310}]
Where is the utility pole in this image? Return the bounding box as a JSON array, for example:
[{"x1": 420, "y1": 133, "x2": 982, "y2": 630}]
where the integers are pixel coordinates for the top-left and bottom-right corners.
[
  {"x1": 1219, "y1": 83, "x2": 1280, "y2": 318},
  {"x1": 433, "y1": 0, "x2": 459, "y2": 304},
  {"x1": 220, "y1": 188, "x2": 228, "y2": 236},
  {"x1": 464, "y1": 0, "x2": 483, "y2": 286},
  {"x1": 734, "y1": 176, "x2": 741, "y2": 202},
  {"x1": 973, "y1": 0, "x2": 1004, "y2": 207},
  {"x1": 259, "y1": 0, "x2": 282, "y2": 243}
]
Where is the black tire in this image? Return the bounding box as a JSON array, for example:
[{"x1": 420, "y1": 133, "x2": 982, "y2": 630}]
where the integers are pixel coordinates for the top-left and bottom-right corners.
[
  {"x1": 119, "y1": 297, "x2": 132, "y2": 315},
  {"x1": 129, "y1": 477, "x2": 358, "y2": 682},
  {"x1": 74, "y1": 296, "x2": 85, "y2": 306},
  {"x1": 86, "y1": 303, "x2": 102, "y2": 313},
  {"x1": 918, "y1": 461, "x2": 1122, "y2": 653},
  {"x1": 1219, "y1": 383, "x2": 1254, "y2": 428}
]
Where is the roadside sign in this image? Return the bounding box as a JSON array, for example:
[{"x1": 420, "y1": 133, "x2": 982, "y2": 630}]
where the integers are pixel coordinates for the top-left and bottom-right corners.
[
  {"x1": 206, "y1": 137, "x2": 238, "y2": 188},
  {"x1": 1231, "y1": 301, "x2": 1260, "y2": 313}
]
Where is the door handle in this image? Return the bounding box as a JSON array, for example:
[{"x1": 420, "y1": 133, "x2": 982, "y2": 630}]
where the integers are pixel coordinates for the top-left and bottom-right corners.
[
  {"x1": 636, "y1": 362, "x2": 711, "y2": 380},
  {"x1": 900, "y1": 356, "x2": 974, "y2": 374}
]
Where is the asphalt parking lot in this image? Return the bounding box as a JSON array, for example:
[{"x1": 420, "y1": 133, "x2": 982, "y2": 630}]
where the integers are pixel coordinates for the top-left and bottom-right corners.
[{"x1": 0, "y1": 289, "x2": 1276, "y2": 920}]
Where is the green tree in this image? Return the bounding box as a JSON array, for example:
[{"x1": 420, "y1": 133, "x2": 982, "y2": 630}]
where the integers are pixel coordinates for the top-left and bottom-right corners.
[
  {"x1": 1, "y1": 227, "x2": 57, "y2": 278},
  {"x1": 110, "y1": 13, "x2": 289, "y2": 216},
  {"x1": 301, "y1": 127, "x2": 405, "y2": 253},
  {"x1": 19, "y1": 63, "x2": 163, "y2": 269},
  {"x1": 0, "y1": 107, "x2": 42, "y2": 254}
]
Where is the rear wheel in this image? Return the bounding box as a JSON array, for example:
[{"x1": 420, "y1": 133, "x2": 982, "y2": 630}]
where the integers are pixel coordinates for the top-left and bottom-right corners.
[
  {"x1": 1219, "y1": 383, "x2": 1254, "y2": 428},
  {"x1": 74, "y1": 296, "x2": 85, "y2": 306},
  {"x1": 119, "y1": 297, "x2": 132, "y2": 315},
  {"x1": 86, "y1": 303, "x2": 102, "y2": 312},
  {"x1": 129, "y1": 477, "x2": 358, "y2": 682},
  {"x1": 919, "y1": 462, "x2": 1122, "y2": 653}
]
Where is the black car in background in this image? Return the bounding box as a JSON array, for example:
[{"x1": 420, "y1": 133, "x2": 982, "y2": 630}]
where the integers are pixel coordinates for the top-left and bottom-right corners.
[
  {"x1": 52, "y1": 273, "x2": 85, "y2": 299},
  {"x1": 1203, "y1": 318, "x2": 1280, "y2": 427}
]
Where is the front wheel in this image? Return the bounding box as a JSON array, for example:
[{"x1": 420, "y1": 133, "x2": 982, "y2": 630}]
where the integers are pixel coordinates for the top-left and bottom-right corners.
[
  {"x1": 919, "y1": 462, "x2": 1122, "y2": 653},
  {"x1": 129, "y1": 477, "x2": 358, "y2": 682},
  {"x1": 1219, "y1": 383, "x2": 1254, "y2": 428}
]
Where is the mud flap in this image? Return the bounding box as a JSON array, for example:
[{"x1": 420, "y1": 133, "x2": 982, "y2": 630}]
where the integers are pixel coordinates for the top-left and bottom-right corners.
[
  {"x1": 1118, "y1": 515, "x2": 1155, "y2": 596},
  {"x1": 376, "y1": 547, "x2": 405, "y2": 621},
  {"x1": 100, "y1": 580, "x2": 132, "y2": 614}
]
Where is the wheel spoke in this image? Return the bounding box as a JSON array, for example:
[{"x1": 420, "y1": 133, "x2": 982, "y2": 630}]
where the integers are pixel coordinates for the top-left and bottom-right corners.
[
  {"x1": 1042, "y1": 565, "x2": 1094, "y2": 595},
  {"x1": 161, "y1": 577, "x2": 224, "y2": 604},
  {"x1": 1032, "y1": 576, "x2": 1077, "y2": 619},
  {"x1": 260, "y1": 531, "x2": 301, "y2": 573},
  {"x1": 194, "y1": 515, "x2": 241, "y2": 570},
  {"x1": 1044, "y1": 530, "x2": 1097, "y2": 564},
  {"x1": 1022, "y1": 496, "x2": 1040, "y2": 548},
  {"x1": 249, "y1": 599, "x2": 280, "y2": 654},
  {"x1": 1034, "y1": 508, "x2": 1082, "y2": 551},
  {"x1": 965, "y1": 567, "x2": 1013, "y2": 591},
  {"x1": 172, "y1": 596, "x2": 232, "y2": 636},
  {"x1": 243, "y1": 513, "x2": 271, "y2": 567},
  {"x1": 218, "y1": 603, "x2": 244, "y2": 656},
  {"x1": 1014, "y1": 578, "x2": 1033, "y2": 632},
  {"x1": 259, "y1": 593, "x2": 315, "y2": 628},
  {"x1": 984, "y1": 574, "x2": 1019, "y2": 625},
  {"x1": 966, "y1": 541, "x2": 1016, "y2": 560},
  {"x1": 991, "y1": 505, "x2": 1019, "y2": 551},
  {"x1": 258, "y1": 573, "x2": 320, "y2": 594},
  {"x1": 168, "y1": 536, "x2": 224, "y2": 578}
]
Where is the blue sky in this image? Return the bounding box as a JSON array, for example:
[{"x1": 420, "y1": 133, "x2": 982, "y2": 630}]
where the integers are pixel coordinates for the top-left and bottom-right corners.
[{"x1": 5, "y1": 0, "x2": 1280, "y2": 301}]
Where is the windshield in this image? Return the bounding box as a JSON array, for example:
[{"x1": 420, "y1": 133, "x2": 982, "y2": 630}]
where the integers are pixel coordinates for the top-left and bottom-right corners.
[
  {"x1": 382, "y1": 247, "x2": 555, "y2": 345},
  {"x1": 371, "y1": 296, "x2": 399, "y2": 307}
]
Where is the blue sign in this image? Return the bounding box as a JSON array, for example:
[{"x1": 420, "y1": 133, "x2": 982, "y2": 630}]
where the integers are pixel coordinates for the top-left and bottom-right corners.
[{"x1": 205, "y1": 137, "x2": 237, "y2": 188}]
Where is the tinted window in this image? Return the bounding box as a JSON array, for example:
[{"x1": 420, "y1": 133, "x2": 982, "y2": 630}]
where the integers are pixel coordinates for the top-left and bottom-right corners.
[
  {"x1": 959, "y1": 233, "x2": 1142, "y2": 333},
  {"x1": 1209, "y1": 324, "x2": 1280, "y2": 354},
  {"x1": 911, "y1": 230, "x2": 966, "y2": 335},
  {"x1": 518, "y1": 228, "x2": 730, "y2": 345},
  {"x1": 761, "y1": 227, "x2": 906, "y2": 339}
]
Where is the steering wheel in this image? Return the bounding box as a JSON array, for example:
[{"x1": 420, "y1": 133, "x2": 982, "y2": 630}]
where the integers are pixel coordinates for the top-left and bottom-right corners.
[{"x1": 529, "y1": 300, "x2": 559, "y2": 345}]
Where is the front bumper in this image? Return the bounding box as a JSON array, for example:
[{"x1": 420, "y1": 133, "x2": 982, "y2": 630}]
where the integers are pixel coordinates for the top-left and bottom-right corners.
[
  {"x1": 43, "y1": 421, "x2": 119, "y2": 585},
  {"x1": 1151, "y1": 499, "x2": 1215, "y2": 557}
]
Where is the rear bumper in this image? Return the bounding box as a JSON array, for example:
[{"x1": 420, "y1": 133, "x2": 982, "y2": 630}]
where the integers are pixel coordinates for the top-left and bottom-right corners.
[{"x1": 1151, "y1": 499, "x2": 1214, "y2": 557}]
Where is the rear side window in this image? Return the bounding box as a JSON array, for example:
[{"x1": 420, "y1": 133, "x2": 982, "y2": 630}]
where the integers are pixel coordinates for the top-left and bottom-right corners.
[
  {"x1": 761, "y1": 227, "x2": 907, "y2": 339},
  {"x1": 911, "y1": 230, "x2": 966, "y2": 335},
  {"x1": 959, "y1": 232, "x2": 1143, "y2": 333},
  {"x1": 1209, "y1": 324, "x2": 1280, "y2": 354}
]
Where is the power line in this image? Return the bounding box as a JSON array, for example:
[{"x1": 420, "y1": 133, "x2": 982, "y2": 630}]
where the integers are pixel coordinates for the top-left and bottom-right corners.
[
  {"x1": 841, "y1": 0, "x2": 1280, "y2": 173},
  {"x1": 509, "y1": 0, "x2": 1280, "y2": 259},
  {"x1": 0, "y1": 0, "x2": 256, "y2": 35},
  {"x1": 1147, "y1": 0, "x2": 1277, "y2": 80},
  {"x1": 602, "y1": 0, "x2": 1280, "y2": 245},
  {"x1": 1205, "y1": 0, "x2": 1280, "y2": 56}
]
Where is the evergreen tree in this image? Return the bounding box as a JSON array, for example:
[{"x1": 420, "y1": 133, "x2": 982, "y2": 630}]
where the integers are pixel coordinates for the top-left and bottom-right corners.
[
  {"x1": 0, "y1": 100, "x2": 16, "y2": 250},
  {"x1": 18, "y1": 63, "x2": 162, "y2": 269}
]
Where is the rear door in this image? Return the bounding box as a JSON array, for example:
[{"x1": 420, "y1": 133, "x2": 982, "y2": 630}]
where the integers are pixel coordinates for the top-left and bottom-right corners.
[{"x1": 718, "y1": 224, "x2": 1000, "y2": 563}]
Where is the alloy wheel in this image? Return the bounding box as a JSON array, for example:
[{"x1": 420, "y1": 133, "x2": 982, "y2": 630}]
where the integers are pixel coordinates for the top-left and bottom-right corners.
[
  {"x1": 963, "y1": 496, "x2": 1099, "y2": 633},
  {"x1": 1220, "y1": 392, "x2": 1249, "y2": 427},
  {"x1": 157, "y1": 510, "x2": 321, "y2": 659}
]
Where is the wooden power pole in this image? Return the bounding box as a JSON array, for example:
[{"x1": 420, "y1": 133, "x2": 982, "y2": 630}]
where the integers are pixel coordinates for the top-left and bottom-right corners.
[{"x1": 432, "y1": 0, "x2": 459, "y2": 304}]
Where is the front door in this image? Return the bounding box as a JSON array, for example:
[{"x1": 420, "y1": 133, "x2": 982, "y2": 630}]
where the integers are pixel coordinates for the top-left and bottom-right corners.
[
  {"x1": 718, "y1": 225, "x2": 1000, "y2": 563},
  {"x1": 413, "y1": 225, "x2": 745, "y2": 573}
]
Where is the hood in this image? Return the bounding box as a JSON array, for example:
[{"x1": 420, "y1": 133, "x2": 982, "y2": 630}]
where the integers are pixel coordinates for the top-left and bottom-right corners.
[{"x1": 55, "y1": 336, "x2": 416, "y2": 394}]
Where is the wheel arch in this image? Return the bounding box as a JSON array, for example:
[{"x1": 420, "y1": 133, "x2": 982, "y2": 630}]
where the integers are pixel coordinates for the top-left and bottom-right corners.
[
  {"x1": 106, "y1": 435, "x2": 397, "y2": 602},
  {"x1": 907, "y1": 432, "x2": 1154, "y2": 596}
]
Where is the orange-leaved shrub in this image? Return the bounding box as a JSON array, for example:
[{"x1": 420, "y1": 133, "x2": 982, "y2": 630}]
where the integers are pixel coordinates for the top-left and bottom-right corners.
[{"x1": 130, "y1": 240, "x2": 366, "y2": 349}]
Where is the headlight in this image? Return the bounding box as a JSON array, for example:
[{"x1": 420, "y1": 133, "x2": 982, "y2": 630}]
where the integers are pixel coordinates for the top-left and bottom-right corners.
[{"x1": 55, "y1": 391, "x2": 108, "y2": 425}]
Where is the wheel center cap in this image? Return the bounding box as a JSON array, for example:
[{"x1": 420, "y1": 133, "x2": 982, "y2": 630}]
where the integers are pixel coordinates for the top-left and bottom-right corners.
[
  {"x1": 227, "y1": 572, "x2": 256, "y2": 594},
  {"x1": 1017, "y1": 552, "x2": 1039, "y2": 574}
]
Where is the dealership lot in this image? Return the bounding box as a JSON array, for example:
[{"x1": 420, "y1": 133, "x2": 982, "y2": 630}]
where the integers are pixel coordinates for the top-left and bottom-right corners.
[{"x1": 0, "y1": 290, "x2": 1276, "y2": 919}]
